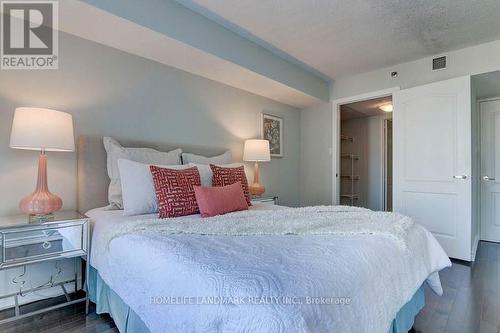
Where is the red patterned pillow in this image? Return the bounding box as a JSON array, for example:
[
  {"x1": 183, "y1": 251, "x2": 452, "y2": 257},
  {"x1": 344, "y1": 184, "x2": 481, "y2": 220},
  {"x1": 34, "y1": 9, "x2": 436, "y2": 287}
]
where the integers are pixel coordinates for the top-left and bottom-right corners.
[
  {"x1": 150, "y1": 166, "x2": 201, "y2": 218},
  {"x1": 210, "y1": 164, "x2": 251, "y2": 206}
]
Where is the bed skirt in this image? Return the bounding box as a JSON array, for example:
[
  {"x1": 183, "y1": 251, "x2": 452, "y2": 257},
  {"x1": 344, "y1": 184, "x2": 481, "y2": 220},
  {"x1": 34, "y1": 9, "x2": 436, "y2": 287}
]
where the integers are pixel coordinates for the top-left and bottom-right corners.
[
  {"x1": 88, "y1": 266, "x2": 149, "y2": 333},
  {"x1": 88, "y1": 266, "x2": 425, "y2": 333}
]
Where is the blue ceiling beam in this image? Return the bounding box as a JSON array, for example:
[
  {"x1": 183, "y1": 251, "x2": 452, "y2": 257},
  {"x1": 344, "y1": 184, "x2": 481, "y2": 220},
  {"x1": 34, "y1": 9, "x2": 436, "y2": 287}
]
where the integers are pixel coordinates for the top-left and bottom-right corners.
[{"x1": 80, "y1": 0, "x2": 330, "y2": 102}]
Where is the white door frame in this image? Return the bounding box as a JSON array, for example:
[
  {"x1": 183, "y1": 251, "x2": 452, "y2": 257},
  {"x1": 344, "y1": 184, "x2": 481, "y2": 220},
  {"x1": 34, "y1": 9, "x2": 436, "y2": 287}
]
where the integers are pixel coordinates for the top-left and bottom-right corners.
[
  {"x1": 478, "y1": 96, "x2": 500, "y2": 243},
  {"x1": 331, "y1": 87, "x2": 400, "y2": 205},
  {"x1": 383, "y1": 118, "x2": 393, "y2": 211}
]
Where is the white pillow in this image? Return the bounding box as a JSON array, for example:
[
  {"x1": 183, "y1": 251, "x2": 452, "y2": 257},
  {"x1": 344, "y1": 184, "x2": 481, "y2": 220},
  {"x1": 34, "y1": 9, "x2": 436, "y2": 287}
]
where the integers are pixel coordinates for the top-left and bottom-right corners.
[
  {"x1": 181, "y1": 151, "x2": 232, "y2": 165},
  {"x1": 104, "y1": 137, "x2": 182, "y2": 208},
  {"x1": 188, "y1": 162, "x2": 243, "y2": 187},
  {"x1": 118, "y1": 159, "x2": 190, "y2": 216}
]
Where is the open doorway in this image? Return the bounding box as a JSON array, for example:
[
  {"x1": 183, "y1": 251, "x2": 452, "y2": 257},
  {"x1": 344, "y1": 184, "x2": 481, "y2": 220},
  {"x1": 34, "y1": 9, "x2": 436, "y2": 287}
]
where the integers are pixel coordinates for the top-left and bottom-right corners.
[
  {"x1": 472, "y1": 70, "x2": 500, "y2": 244},
  {"x1": 339, "y1": 96, "x2": 393, "y2": 211}
]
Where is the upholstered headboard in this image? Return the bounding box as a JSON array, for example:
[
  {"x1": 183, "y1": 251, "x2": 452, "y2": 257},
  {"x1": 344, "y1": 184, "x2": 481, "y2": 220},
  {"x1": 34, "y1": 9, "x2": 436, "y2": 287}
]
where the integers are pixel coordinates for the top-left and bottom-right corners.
[{"x1": 77, "y1": 135, "x2": 228, "y2": 213}]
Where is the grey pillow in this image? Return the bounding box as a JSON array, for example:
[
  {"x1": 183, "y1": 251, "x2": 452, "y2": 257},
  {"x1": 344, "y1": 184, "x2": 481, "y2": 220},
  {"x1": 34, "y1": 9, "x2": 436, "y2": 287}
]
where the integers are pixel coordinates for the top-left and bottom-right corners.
[
  {"x1": 181, "y1": 151, "x2": 232, "y2": 165},
  {"x1": 103, "y1": 137, "x2": 182, "y2": 208},
  {"x1": 188, "y1": 162, "x2": 243, "y2": 187}
]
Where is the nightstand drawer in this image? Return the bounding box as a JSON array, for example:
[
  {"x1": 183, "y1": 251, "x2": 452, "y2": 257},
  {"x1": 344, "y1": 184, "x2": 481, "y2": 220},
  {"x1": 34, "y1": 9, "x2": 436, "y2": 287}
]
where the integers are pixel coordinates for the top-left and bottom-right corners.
[
  {"x1": 0, "y1": 221, "x2": 87, "y2": 268},
  {"x1": 5, "y1": 230, "x2": 63, "y2": 260}
]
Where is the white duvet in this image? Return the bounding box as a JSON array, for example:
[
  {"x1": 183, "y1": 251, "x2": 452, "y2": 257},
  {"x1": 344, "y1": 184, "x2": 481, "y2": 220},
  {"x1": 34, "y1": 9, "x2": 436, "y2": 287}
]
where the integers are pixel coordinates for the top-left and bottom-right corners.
[{"x1": 88, "y1": 204, "x2": 451, "y2": 333}]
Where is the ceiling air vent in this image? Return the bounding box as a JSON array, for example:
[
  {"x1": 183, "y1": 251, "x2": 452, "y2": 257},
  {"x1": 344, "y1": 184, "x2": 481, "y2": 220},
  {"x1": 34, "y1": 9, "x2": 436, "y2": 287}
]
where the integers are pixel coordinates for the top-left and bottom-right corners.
[{"x1": 432, "y1": 56, "x2": 447, "y2": 70}]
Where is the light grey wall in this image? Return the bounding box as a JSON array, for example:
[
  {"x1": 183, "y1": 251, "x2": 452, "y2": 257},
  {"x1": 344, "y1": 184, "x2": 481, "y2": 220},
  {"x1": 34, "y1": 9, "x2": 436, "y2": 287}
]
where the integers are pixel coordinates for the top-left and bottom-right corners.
[
  {"x1": 0, "y1": 32, "x2": 302, "y2": 216},
  {"x1": 470, "y1": 79, "x2": 480, "y2": 257},
  {"x1": 300, "y1": 39, "x2": 500, "y2": 206},
  {"x1": 299, "y1": 101, "x2": 333, "y2": 206},
  {"x1": 331, "y1": 40, "x2": 500, "y2": 100}
]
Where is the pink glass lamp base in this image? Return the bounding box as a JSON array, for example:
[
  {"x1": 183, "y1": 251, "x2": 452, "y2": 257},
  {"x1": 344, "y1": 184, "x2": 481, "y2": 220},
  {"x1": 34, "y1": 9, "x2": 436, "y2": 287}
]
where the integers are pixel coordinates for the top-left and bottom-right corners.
[
  {"x1": 20, "y1": 153, "x2": 62, "y2": 222},
  {"x1": 248, "y1": 161, "x2": 266, "y2": 197}
]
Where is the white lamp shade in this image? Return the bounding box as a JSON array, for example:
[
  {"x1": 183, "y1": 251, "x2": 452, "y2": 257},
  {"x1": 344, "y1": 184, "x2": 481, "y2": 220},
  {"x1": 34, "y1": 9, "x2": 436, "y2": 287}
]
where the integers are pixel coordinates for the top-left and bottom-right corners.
[
  {"x1": 243, "y1": 139, "x2": 271, "y2": 162},
  {"x1": 10, "y1": 107, "x2": 75, "y2": 152}
]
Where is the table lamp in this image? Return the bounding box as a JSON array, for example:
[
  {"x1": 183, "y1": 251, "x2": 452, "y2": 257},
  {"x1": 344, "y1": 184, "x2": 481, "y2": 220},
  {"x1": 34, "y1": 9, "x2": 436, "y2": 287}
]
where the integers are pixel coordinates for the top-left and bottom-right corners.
[
  {"x1": 243, "y1": 139, "x2": 271, "y2": 196},
  {"x1": 10, "y1": 107, "x2": 75, "y2": 221}
]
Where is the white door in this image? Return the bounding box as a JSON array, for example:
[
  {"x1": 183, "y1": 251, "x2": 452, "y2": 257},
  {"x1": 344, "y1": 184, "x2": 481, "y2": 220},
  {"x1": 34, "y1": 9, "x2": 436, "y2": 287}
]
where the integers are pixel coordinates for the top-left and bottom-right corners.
[
  {"x1": 393, "y1": 76, "x2": 472, "y2": 260},
  {"x1": 480, "y1": 99, "x2": 500, "y2": 243}
]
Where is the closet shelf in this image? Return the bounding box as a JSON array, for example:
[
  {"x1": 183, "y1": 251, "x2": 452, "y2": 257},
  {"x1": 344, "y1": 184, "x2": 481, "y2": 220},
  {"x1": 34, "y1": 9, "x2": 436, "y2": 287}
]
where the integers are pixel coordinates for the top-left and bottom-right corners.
[
  {"x1": 341, "y1": 134, "x2": 353, "y2": 142},
  {"x1": 340, "y1": 175, "x2": 360, "y2": 180},
  {"x1": 340, "y1": 194, "x2": 359, "y2": 200},
  {"x1": 341, "y1": 154, "x2": 360, "y2": 160}
]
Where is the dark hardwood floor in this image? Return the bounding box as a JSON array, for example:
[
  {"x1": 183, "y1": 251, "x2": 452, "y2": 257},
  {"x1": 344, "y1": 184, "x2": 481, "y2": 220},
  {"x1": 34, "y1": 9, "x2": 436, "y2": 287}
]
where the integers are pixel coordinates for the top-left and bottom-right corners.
[
  {"x1": 0, "y1": 241, "x2": 498, "y2": 333},
  {"x1": 0, "y1": 299, "x2": 117, "y2": 333},
  {"x1": 414, "y1": 241, "x2": 500, "y2": 333}
]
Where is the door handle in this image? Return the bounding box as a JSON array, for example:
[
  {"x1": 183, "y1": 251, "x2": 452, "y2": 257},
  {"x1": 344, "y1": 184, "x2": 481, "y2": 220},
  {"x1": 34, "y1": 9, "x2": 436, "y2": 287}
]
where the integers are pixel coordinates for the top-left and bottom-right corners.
[
  {"x1": 453, "y1": 175, "x2": 467, "y2": 179},
  {"x1": 483, "y1": 176, "x2": 496, "y2": 181}
]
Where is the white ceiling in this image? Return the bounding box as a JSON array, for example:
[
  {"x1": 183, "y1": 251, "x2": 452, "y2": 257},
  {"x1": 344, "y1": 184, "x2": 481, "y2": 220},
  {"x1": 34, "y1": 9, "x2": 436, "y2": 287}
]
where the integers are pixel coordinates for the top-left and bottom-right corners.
[
  {"x1": 182, "y1": 0, "x2": 500, "y2": 79},
  {"x1": 340, "y1": 96, "x2": 392, "y2": 120}
]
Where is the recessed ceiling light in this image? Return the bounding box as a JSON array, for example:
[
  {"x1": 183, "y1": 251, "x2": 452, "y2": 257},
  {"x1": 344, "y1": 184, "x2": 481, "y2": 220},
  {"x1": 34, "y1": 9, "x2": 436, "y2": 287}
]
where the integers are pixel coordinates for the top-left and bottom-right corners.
[{"x1": 379, "y1": 103, "x2": 393, "y2": 112}]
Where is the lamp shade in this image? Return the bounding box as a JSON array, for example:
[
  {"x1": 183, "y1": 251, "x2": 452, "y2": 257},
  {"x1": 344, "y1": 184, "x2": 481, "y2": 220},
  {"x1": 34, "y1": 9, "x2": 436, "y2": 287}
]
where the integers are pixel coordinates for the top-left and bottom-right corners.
[
  {"x1": 10, "y1": 107, "x2": 75, "y2": 152},
  {"x1": 243, "y1": 139, "x2": 270, "y2": 162}
]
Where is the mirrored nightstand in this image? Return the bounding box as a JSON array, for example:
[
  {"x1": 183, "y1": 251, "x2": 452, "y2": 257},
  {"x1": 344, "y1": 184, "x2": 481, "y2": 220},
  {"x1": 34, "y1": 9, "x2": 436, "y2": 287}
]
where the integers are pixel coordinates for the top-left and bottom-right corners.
[
  {"x1": 0, "y1": 211, "x2": 89, "y2": 324},
  {"x1": 251, "y1": 196, "x2": 278, "y2": 205}
]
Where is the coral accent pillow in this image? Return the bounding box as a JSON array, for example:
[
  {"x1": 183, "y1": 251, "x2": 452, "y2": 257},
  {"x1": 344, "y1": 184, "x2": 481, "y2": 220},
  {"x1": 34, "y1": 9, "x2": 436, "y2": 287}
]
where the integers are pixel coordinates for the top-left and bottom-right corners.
[
  {"x1": 150, "y1": 166, "x2": 201, "y2": 218},
  {"x1": 210, "y1": 164, "x2": 251, "y2": 206},
  {"x1": 194, "y1": 182, "x2": 249, "y2": 218}
]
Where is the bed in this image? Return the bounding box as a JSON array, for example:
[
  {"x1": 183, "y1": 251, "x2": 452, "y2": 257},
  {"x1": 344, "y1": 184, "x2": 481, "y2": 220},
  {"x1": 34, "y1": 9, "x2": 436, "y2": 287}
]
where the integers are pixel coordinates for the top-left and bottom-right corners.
[{"x1": 77, "y1": 136, "x2": 451, "y2": 333}]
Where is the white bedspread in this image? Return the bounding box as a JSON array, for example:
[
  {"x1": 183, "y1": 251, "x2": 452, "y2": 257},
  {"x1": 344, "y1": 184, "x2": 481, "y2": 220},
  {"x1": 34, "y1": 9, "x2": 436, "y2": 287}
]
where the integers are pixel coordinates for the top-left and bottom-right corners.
[{"x1": 88, "y1": 204, "x2": 451, "y2": 333}]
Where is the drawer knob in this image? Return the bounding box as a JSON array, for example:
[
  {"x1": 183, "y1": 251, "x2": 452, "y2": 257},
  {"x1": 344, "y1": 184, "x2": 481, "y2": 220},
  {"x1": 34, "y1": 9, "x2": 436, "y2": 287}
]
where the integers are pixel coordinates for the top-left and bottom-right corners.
[{"x1": 42, "y1": 241, "x2": 51, "y2": 249}]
